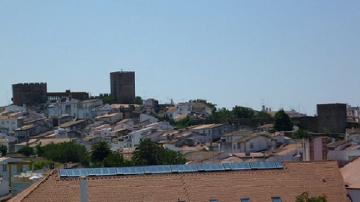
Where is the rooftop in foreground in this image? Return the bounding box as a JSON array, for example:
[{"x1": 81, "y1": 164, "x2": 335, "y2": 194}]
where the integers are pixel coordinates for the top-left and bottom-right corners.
[
  {"x1": 10, "y1": 161, "x2": 348, "y2": 202},
  {"x1": 341, "y1": 157, "x2": 360, "y2": 189}
]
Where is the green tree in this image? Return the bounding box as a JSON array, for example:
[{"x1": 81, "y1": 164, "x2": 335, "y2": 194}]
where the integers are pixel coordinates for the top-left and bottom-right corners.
[
  {"x1": 293, "y1": 129, "x2": 311, "y2": 139},
  {"x1": 0, "y1": 145, "x2": 7, "y2": 156},
  {"x1": 134, "y1": 96, "x2": 143, "y2": 105},
  {"x1": 253, "y1": 111, "x2": 274, "y2": 125},
  {"x1": 132, "y1": 139, "x2": 186, "y2": 166},
  {"x1": 296, "y1": 192, "x2": 327, "y2": 202},
  {"x1": 232, "y1": 106, "x2": 255, "y2": 119},
  {"x1": 18, "y1": 146, "x2": 34, "y2": 157},
  {"x1": 32, "y1": 159, "x2": 53, "y2": 170},
  {"x1": 91, "y1": 142, "x2": 111, "y2": 165},
  {"x1": 211, "y1": 108, "x2": 234, "y2": 124},
  {"x1": 103, "y1": 152, "x2": 125, "y2": 167},
  {"x1": 161, "y1": 149, "x2": 187, "y2": 165},
  {"x1": 35, "y1": 144, "x2": 45, "y2": 156},
  {"x1": 38, "y1": 142, "x2": 89, "y2": 166},
  {"x1": 175, "y1": 116, "x2": 192, "y2": 129},
  {"x1": 102, "y1": 95, "x2": 115, "y2": 104},
  {"x1": 274, "y1": 110, "x2": 294, "y2": 131}
]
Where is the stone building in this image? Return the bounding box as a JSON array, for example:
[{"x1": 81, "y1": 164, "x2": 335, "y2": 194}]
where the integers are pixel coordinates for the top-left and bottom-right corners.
[
  {"x1": 12, "y1": 83, "x2": 47, "y2": 106},
  {"x1": 110, "y1": 71, "x2": 135, "y2": 104},
  {"x1": 47, "y1": 90, "x2": 89, "y2": 102},
  {"x1": 317, "y1": 103, "x2": 347, "y2": 134}
]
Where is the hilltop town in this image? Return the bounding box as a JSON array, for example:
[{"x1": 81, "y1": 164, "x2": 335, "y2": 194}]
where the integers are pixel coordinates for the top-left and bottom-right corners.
[{"x1": 0, "y1": 71, "x2": 359, "y2": 201}]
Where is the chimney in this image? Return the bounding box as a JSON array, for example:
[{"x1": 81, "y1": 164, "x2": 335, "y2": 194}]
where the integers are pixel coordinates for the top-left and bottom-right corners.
[{"x1": 80, "y1": 176, "x2": 88, "y2": 202}]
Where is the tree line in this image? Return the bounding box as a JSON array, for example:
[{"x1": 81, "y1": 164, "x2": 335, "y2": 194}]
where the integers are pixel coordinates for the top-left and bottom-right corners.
[
  {"x1": 18, "y1": 139, "x2": 186, "y2": 168},
  {"x1": 169, "y1": 104, "x2": 294, "y2": 132}
]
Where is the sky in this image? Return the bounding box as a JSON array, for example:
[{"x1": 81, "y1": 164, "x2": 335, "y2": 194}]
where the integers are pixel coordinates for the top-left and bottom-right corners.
[{"x1": 0, "y1": 1, "x2": 359, "y2": 115}]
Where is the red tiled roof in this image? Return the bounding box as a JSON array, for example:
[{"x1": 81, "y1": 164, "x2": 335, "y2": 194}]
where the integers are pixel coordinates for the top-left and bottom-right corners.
[
  {"x1": 341, "y1": 157, "x2": 360, "y2": 189},
  {"x1": 11, "y1": 161, "x2": 348, "y2": 202}
]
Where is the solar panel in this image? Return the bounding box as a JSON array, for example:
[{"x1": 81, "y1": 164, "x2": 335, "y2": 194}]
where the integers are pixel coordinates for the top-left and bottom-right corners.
[
  {"x1": 118, "y1": 167, "x2": 133, "y2": 175},
  {"x1": 88, "y1": 168, "x2": 98, "y2": 176},
  {"x1": 144, "y1": 165, "x2": 172, "y2": 174},
  {"x1": 126, "y1": 166, "x2": 145, "y2": 175},
  {"x1": 108, "y1": 168, "x2": 117, "y2": 175},
  {"x1": 59, "y1": 169, "x2": 67, "y2": 177},
  {"x1": 71, "y1": 169, "x2": 80, "y2": 177},
  {"x1": 196, "y1": 163, "x2": 225, "y2": 172},
  {"x1": 98, "y1": 168, "x2": 109, "y2": 176},
  {"x1": 96, "y1": 168, "x2": 105, "y2": 176},
  {"x1": 224, "y1": 162, "x2": 251, "y2": 171},
  {"x1": 171, "y1": 164, "x2": 197, "y2": 173},
  {"x1": 273, "y1": 162, "x2": 283, "y2": 169},
  {"x1": 249, "y1": 162, "x2": 266, "y2": 169},
  {"x1": 59, "y1": 162, "x2": 284, "y2": 178},
  {"x1": 116, "y1": 167, "x2": 125, "y2": 175},
  {"x1": 79, "y1": 168, "x2": 89, "y2": 177},
  {"x1": 249, "y1": 162, "x2": 283, "y2": 170},
  {"x1": 64, "y1": 169, "x2": 73, "y2": 177}
]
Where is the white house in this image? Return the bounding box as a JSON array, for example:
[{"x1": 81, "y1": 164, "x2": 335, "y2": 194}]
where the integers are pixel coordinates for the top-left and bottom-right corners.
[
  {"x1": 123, "y1": 122, "x2": 173, "y2": 149},
  {"x1": 54, "y1": 128, "x2": 68, "y2": 138},
  {"x1": 0, "y1": 133, "x2": 17, "y2": 153},
  {"x1": 0, "y1": 158, "x2": 10, "y2": 199},
  {"x1": 166, "y1": 101, "x2": 214, "y2": 121},
  {"x1": 139, "y1": 114, "x2": 158, "y2": 125},
  {"x1": 176, "y1": 102, "x2": 192, "y2": 115},
  {"x1": 48, "y1": 98, "x2": 103, "y2": 120},
  {"x1": 143, "y1": 98, "x2": 159, "y2": 113},
  {"x1": 191, "y1": 124, "x2": 228, "y2": 141},
  {"x1": 0, "y1": 112, "x2": 23, "y2": 134},
  {"x1": 95, "y1": 113, "x2": 123, "y2": 124},
  {"x1": 94, "y1": 104, "x2": 112, "y2": 117},
  {"x1": 327, "y1": 141, "x2": 360, "y2": 164},
  {"x1": 90, "y1": 124, "x2": 112, "y2": 139},
  {"x1": 347, "y1": 105, "x2": 360, "y2": 123},
  {"x1": 346, "y1": 128, "x2": 360, "y2": 143},
  {"x1": 113, "y1": 119, "x2": 136, "y2": 131},
  {"x1": 48, "y1": 98, "x2": 80, "y2": 118},
  {"x1": 77, "y1": 99, "x2": 103, "y2": 119},
  {"x1": 145, "y1": 122, "x2": 173, "y2": 131},
  {"x1": 220, "y1": 131, "x2": 275, "y2": 154},
  {"x1": 166, "y1": 102, "x2": 192, "y2": 121},
  {"x1": 3, "y1": 105, "x2": 26, "y2": 113},
  {"x1": 232, "y1": 134, "x2": 275, "y2": 153},
  {"x1": 123, "y1": 128, "x2": 153, "y2": 149},
  {"x1": 174, "y1": 131, "x2": 208, "y2": 147}
]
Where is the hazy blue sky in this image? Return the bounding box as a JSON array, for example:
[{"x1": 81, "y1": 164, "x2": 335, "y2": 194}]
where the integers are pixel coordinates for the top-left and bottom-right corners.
[{"x1": 1, "y1": 1, "x2": 359, "y2": 114}]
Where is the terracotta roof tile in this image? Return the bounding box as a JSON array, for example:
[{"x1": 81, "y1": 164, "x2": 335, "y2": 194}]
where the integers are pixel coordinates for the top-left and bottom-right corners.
[
  {"x1": 341, "y1": 157, "x2": 360, "y2": 189},
  {"x1": 11, "y1": 161, "x2": 348, "y2": 202}
]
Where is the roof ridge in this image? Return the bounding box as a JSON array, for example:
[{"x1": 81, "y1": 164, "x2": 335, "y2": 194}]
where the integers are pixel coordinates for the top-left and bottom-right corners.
[{"x1": 9, "y1": 170, "x2": 56, "y2": 202}]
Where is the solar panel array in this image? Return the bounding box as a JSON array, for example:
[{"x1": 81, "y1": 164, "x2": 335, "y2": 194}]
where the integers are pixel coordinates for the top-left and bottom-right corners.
[{"x1": 59, "y1": 162, "x2": 283, "y2": 178}]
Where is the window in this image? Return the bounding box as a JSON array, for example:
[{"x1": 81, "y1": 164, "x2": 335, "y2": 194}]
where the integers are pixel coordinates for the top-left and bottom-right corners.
[
  {"x1": 209, "y1": 199, "x2": 218, "y2": 202},
  {"x1": 241, "y1": 198, "x2": 250, "y2": 202},
  {"x1": 271, "y1": 197, "x2": 282, "y2": 202}
]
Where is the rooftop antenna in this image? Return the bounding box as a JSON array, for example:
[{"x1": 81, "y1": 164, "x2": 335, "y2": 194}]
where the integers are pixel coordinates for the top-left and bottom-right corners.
[{"x1": 261, "y1": 98, "x2": 265, "y2": 111}]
